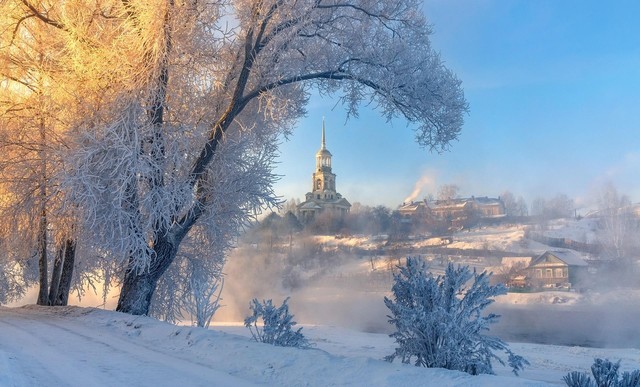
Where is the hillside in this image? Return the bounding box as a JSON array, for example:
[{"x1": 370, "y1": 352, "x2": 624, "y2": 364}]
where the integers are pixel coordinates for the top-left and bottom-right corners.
[{"x1": 217, "y1": 218, "x2": 640, "y2": 348}]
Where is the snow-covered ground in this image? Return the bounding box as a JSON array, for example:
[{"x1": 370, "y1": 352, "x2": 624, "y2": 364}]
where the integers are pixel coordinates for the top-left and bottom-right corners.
[
  {"x1": 445, "y1": 224, "x2": 536, "y2": 252},
  {"x1": 303, "y1": 220, "x2": 597, "y2": 254},
  {"x1": 2, "y1": 305, "x2": 639, "y2": 387}
]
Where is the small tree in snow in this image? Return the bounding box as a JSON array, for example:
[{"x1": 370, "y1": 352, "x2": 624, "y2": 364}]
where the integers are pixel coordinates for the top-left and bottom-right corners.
[
  {"x1": 384, "y1": 257, "x2": 528, "y2": 376},
  {"x1": 564, "y1": 358, "x2": 640, "y2": 387},
  {"x1": 244, "y1": 298, "x2": 311, "y2": 348},
  {"x1": 150, "y1": 227, "x2": 227, "y2": 328}
]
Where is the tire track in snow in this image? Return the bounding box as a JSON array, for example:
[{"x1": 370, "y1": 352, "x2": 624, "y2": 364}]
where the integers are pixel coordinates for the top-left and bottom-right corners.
[
  {"x1": 0, "y1": 309, "x2": 254, "y2": 386},
  {"x1": 0, "y1": 318, "x2": 79, "y2": 387}
]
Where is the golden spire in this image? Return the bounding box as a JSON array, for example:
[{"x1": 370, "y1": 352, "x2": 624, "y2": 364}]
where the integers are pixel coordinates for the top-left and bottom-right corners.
[{"x1": 321, "y1": 116, "x2": 326, "y2": 150}]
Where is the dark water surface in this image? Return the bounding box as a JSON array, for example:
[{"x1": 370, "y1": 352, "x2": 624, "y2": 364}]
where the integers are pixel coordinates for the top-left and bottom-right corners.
[
  {"x1": 294, "y1": 290, "x2": 640, "y2": 349},
  {"x1": 489, "y1": 304, "x2": 640, "y2": 348}
]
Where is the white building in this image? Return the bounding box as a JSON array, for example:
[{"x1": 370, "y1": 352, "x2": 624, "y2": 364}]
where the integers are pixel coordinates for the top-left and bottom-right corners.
[{"x1": 297, "y1": 120, "x2": 351, "y2": 223}]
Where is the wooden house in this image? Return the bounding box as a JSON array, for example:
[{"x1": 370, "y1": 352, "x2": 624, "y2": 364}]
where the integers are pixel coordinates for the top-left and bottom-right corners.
[{"x1": 528, "y1": 250, "x2": 588, "y2": 289}]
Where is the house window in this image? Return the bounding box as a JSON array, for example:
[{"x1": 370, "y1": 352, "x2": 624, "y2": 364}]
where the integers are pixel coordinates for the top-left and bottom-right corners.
[
  {"x1": 555, "y1": 268, "x2": 564, "y2": 278},
  {"x1": 535, "y1": 269, "x2": 542, "y2": 278},
  {"x1": 545, "y1": 269, "x2": 552, "y2": 278}
]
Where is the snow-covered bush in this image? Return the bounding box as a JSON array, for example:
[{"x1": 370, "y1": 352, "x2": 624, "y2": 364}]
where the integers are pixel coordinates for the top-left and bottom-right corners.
[
  {"x1": 564, "y1": 358, "x2": 640, "y2": 387},
  {"x1": 384, "y1": 257, "x2": 528, "y2": 375},
  {"x1": 244, "y1": 298, "x2": 311, "y2": 348}
]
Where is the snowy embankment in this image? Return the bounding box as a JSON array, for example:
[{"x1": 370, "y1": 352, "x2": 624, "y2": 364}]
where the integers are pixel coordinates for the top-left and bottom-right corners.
[
  {"x1": 0, "y1": 305, "x2": 553, "y2": 387},
  {"x1": 2, "y1": 306, "x2": 640, "y2": 386}
]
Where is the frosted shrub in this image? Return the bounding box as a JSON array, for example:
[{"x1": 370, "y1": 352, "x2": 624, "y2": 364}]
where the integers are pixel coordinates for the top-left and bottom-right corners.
[
  {"x1": 384, "y1": 257, "x2": 528, "y2": 375},
  {"x1": 244, "y1": 298, "x2": 311, "y2": 348},
  {"x1": 564, "y1": 358, "x2": 640, "y2": 387}
]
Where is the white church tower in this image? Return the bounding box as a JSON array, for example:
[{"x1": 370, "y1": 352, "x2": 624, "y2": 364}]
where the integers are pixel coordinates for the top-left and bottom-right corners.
[{"x1": 297, "y1": 119, "x2": 351, "y2": 223}]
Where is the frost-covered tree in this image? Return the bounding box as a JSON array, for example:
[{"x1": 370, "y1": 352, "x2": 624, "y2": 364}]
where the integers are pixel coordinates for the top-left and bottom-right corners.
[
  {"x1": 516, "y1": 196, "x2": 529, "y2": 217},
  {"x1": 0, "y1": 234, "x2": 31, "y2": 304},
  {"x1": 5, "y1": 0, "x2": 467, "y2": 316},
  {"x1": 244, "y1": 297, "x2": 311, "y2": 348},
  {"x1": 596, "y1": 182, "x2": 638, "y2": 263},
  {"x1": 0, "y1": 0, "x2": 153, "y2": 307},
  {"x1": 532, "y1": 194, "x2": 574, "y2": 220},
  {"x1": 150, "y1": 237, "x2": 225, "y2": 328},
  {"x1": 500, "y1": 191, "x2": 528, "y2": 217},
  {"x1": 437, "y1": 184, "x2": 460, "y2": 202},
  {"x1": 172, "y1": 229, "x2": 228, "y2": 329},
  {"x1": 0, "y1": 0, "x2": 86, "y2": 306},
  {"x1": 501, "y1": 191, "x2": 518, "y2": 217},
  {"x1": 384, "y1": 257, "x2": 528, "y2": 376}
]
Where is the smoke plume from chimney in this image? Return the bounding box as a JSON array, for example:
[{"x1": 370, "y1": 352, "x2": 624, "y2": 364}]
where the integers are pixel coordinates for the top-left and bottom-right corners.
[{"x1": 404, "y1": 172, "x2": 436, "y2": 203}]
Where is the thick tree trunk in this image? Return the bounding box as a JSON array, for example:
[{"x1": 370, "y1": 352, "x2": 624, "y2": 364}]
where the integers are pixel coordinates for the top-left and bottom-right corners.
[
  {"x1": 114, "y1": 4, "x2": 176, "y2": 316},
  {"x1": 55, "y1": 239, "x2": 76, "y2": 306},
  {"x1": 116, "y1": 270, "x2": 158, "y2": 315},
  {"x1": 46, "y1": 238, "x2": 76, "y2": 306},
  {"x1": 36, "y1": 208, "x2": 49, "y2": 306},
  {"x1": 48, "y1": 246, "x2": 64, "y2": 306},
  {"x1": 36, "y1": 60, "x2": 49, "y2": 306},
  {"x1": 116, "y1": 234, "x2": 179, "y2": 315}
]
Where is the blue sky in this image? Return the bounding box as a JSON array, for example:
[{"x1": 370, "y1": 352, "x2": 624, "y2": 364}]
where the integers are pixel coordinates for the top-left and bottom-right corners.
[{"x1": 273, "y1": 0, "x2": 640, "y2": 211}]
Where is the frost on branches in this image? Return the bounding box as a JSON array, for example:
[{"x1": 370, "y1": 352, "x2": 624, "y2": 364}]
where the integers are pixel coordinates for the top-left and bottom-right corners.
[
  {"x1": 564, "y1": 358, "x2": 640, "y2": 387},
  {"x1": 384, "y1": 257, "x2": 528, "y2": 376},
  {"x1": 150, "y1": 225, "x2": 227, "y2": 328},
  {"x1": 2, "y1": 0, "x2": 467, "y2": 315},
  {"x1": 244, "y1": 298, "x2": 311, "y2": 349}
]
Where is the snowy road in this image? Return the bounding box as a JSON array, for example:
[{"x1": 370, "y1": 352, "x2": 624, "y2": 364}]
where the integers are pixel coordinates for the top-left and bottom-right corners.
[
  {"x1": 0, "y1": 307, "x2": 254, "y2": 387},
  {"x1": 2, "y1": 305, "x2": 639, "y2": 386},
  {"x1": 0, "y1": 305, "x2": 555, "y2": 387}
]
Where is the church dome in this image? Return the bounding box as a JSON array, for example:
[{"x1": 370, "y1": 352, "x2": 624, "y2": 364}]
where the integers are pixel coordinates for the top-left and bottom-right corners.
[{"x1": 316, "y1": 148, "x2": 332, "y2": 157}]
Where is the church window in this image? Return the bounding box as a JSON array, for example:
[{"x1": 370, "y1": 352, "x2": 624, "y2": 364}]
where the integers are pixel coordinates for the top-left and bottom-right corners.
[
  {"x1": 317, "y1": 194, "x2": 320, "y2": 199},
  {"x1": 316, "y1": 179, "x2": 321, "y2": 190}
]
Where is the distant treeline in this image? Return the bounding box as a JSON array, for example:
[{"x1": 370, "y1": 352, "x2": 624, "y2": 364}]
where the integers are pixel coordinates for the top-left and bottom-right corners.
[{"x1": 350, "y1": 244, "x2": 531, "y2": 260}]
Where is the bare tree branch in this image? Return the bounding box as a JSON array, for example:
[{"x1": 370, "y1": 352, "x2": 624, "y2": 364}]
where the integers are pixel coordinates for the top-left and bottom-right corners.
[{"x1": 19, "y1": 0, "x2": 66, "y2": 30}]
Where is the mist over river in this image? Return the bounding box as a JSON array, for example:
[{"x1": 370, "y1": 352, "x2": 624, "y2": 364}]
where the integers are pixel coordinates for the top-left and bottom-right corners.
[{"x1": 278, "y1": 288, "x2": 640, "y2": 349}]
